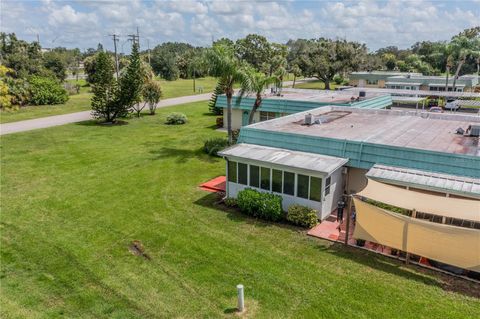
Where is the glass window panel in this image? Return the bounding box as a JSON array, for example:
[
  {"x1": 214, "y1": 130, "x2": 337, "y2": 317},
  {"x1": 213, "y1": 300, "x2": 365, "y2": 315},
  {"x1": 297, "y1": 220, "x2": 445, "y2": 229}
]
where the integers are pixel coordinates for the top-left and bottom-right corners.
[
  {"x1": 249, "y1": 165, "x2": 259, "y2": 188},
  {"x1": 260, "y1": 167, "x2": 270, "y2": 190},
  {"x1": 228, "y1": 161, "x2": 237, "y2": 183},
  {"x1": 272, "y1": 169, "x2": 282, "y2": 193},
  {"x1": 297, "y1": 174, "x2": 309, "y2": 199},
  {"x1": 283, "y1": 171, "x2": 295, "y2": 196},
  {"x1": 238, "y1": 163, "x2": 248, "y2": 185},
  {"x1": 310, "y1": 176, "x2": 322, "y2": 202}
]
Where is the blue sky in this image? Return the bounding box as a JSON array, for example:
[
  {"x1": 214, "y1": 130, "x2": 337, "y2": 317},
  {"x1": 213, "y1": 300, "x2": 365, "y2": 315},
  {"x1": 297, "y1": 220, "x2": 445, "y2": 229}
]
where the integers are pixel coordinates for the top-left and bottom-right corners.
[{"x1": 1, "y1": 0, "x2": 479, "y2": 52}]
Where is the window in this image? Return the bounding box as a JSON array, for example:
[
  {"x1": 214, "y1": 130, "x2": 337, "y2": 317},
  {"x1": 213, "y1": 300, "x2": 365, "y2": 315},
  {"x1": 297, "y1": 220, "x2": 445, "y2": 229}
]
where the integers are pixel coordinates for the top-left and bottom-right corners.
[
  {"x1": 367, "y1": 79, "x2": 378, "y2": 85},
  {"x1": 249, "y1": 165, "x2": 259, "y2": 188},
  {"x1": 260, "y1": 111, "x2": 276, "y2": 121},
  {"x1": 325, "y1": 176, "x2": 331, "y2": 196},
  {"x1": 283, "y1": 171, "x2": 295, "y2": 196},
  {"x1": 228, "y1": 161, "x2": 237, "y2": 183},
  {"x1": 260, "y1": 167, "x2": 270, "y2": 190},
  {"x1": 272, "y1": 169, "x2": 282, "y2": 193},
  {"x1": 310, "y1": 177, "x2": 322, "y2": 202},
  {"x1": 238, "y1": 163, "x2": 248, "y2": 185},
  {"x1": 297, "y1": 174, "x2": 309, "y2": 199}
]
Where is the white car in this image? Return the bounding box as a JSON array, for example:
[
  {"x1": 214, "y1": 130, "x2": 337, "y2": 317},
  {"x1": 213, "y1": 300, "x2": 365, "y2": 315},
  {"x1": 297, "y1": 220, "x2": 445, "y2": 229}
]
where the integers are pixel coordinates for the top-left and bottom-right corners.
[{"x1": 444, "y1": 99, "x2": 460, "y2": 111}]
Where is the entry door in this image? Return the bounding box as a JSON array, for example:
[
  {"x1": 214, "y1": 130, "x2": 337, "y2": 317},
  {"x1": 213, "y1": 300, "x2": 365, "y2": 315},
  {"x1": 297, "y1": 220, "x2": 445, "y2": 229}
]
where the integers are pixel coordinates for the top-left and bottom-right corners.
[{"x1": 242, "y1": 111, "x2": 249, "y2": 126}]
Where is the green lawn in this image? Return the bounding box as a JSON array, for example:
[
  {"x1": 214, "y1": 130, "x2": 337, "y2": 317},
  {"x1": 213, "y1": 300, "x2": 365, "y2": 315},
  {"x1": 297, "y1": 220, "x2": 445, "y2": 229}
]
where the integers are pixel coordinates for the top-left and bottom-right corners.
[
  {"x1": 288, "y1": 80, "x2": 338, "y2": 90},
  {"x1": 0, "y1": 77, "x2": 218, "y2": 124},
  {"x1": 1, "y1": 102, "x2": 479, "y2": 318}
]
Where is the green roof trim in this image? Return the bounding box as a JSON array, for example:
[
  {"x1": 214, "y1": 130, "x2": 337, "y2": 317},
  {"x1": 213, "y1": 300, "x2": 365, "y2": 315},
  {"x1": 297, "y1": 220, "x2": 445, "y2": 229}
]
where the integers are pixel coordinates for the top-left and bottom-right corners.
[{"x1": 215, "y1": 94, "x2": 392, "y2": 113}]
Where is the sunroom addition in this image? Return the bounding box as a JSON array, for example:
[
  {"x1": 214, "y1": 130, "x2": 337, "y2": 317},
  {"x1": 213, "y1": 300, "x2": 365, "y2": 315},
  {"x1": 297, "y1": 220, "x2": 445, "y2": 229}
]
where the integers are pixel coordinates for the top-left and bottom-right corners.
[{"x1": 218, "y1": 143, "x2": 348, "y2": 219}]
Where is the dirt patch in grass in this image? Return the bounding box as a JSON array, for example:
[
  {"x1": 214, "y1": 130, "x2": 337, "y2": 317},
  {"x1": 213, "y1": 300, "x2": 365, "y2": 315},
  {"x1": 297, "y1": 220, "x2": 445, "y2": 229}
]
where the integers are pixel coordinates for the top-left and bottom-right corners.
[{"x1": 128, "y1": 240, "x2": 151, "y2": 260}]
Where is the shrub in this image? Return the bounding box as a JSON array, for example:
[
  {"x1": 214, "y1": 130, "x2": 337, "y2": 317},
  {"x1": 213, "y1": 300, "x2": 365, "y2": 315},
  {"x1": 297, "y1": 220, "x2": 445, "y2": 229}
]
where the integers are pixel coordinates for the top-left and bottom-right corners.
[
  {"x1": 28, "y1": 76, "x2": 68, "y2": 105},
  {"x1": 333, "y1": 75, "x2": 344, "y2": 85},
  {"x1": 165, "y1": 112, "x2": 187, "y2": 125},
  {"x1": 237, "y1": 188, "x2": 283, "y2": 221},
  {"x1": 224, "y1": 197, "x2": 237, "y2": 207},
  {"x1": 204, "y1": 138, "x2": 229, "y2": 156},
  {"x1": 286, "y1": 204, "x2": 318, "y2": 228}
]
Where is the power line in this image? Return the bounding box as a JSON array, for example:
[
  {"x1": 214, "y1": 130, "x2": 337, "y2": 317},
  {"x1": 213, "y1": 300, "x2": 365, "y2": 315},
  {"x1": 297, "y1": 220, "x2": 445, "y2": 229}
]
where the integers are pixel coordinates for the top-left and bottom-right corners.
[{"x1": 109, "y1": 33, "x2": 120, "y2": 79}]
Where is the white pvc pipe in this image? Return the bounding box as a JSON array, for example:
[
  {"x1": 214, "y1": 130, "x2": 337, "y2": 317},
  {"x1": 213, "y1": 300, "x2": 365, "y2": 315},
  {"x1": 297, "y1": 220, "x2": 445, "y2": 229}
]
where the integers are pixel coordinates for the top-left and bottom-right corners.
[{"x1": 237, "y1": 284, "x2": 244, "y2": 312}]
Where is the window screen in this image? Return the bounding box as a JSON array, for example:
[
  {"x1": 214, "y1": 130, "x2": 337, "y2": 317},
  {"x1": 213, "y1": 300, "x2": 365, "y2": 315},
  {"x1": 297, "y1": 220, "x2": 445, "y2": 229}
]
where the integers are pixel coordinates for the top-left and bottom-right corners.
[
  {"x1": 249, "y1": 165, "x2": 260, "y2": 188},
  {"x1": 297, "y1": 174, "x2": 309, "y2": 199},
  {"x1": 325, "y1": 176, "x2": 331, "y2": 196},
  {"x1": 272, "y1": 169, "x2": 282, "y2": 193},
  {"x1": 260, "y1": 167, "x2": 270, "y2": 190},
  {"x1": 310, "y1": 176, "x2": 322, "y2": 202},
  {"x1": 283, "y1": 171, "x2": 295, "y2": 196},
  {"x1": 228, "y1": 161, "x2": 237, "y2": 183},
  {"x1": 238, "y1": 163, "x2": 248, "y2": 185}
]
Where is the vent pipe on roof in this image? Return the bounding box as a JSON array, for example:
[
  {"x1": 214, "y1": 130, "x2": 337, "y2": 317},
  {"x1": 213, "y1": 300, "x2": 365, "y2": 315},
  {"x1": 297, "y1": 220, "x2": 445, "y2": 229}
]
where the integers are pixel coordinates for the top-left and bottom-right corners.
[{"x1": 304, "y1": 113, "x2": 314, "y2": 125}]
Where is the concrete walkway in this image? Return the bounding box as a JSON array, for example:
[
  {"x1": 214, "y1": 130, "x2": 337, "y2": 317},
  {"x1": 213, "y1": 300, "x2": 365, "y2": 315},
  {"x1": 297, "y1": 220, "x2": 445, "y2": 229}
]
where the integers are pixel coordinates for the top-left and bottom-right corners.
[{"x1": 0, "y1": 93, "x2": 212, "y2": 135}]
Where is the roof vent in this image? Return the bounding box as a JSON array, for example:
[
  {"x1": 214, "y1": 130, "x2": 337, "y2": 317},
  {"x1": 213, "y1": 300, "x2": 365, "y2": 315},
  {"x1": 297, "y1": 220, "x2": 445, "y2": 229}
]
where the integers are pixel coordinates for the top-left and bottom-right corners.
[
  {"x1": 359, "y1": 91, "x2": 366, "y2": 98},
  {"x1": 455, "y1": 127, "x2": 465, "y2": 135},
  {"x1": 466, "y1": 125, "x2": 480, "y2": 137}
]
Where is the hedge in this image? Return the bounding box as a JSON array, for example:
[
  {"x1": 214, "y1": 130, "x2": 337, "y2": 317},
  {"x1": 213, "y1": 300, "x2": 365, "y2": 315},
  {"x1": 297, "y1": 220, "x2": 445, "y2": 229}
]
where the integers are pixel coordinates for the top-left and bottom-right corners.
[
  {"x1": 28, "y1": 76, "x2": 68, "y2": 105},
  {"x1": 286, "y1": 204, "x2": 318, "y2": 228},
  {"x1": 237, "y1": 188, "x2": 283, "y2": 221}
]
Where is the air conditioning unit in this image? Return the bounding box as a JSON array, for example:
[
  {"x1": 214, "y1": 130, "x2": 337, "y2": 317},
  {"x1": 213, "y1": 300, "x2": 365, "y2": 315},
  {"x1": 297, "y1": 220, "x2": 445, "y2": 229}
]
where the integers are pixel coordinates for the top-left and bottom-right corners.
[
  {"x1": 304, "y1": 113, "x2": 314, "y2": 125},
  {"x1": 468, "y1": 124, "x2": 480, "y2": 137}
]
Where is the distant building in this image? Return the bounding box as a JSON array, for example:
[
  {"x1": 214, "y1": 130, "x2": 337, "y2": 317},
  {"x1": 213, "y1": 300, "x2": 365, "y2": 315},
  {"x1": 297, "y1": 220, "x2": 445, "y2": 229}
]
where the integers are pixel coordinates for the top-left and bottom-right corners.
[
  {"x1": 349, "y1": 71, "x2": 421, "y2": 88},
  {"x1": 349, "y1": 71, "x2": 479, "y2": 92},
  {"x1": 385, "y1": 74, "x2": 479, "y2": 92}
]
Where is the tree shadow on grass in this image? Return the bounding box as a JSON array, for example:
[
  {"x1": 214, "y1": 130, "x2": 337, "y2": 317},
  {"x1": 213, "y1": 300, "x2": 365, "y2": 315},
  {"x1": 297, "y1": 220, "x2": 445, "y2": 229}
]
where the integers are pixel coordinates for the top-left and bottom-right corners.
[
  {"x1": 148, "y1": 146, "x2": 218, "y2": 164},
  {"x1": 193, "y1": 192, "x2": 304, "y2": 232},
  {"x1": 315, "y1": 242, "x2": 480, "y2": 298},
  {"x1": 76, "y1": 120, "x2": 129, "y2": 127}
]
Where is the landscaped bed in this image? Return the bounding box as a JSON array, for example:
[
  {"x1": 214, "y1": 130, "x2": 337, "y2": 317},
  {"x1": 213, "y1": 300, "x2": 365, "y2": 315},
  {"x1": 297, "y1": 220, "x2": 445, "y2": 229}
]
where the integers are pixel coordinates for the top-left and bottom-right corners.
[{"x1": 1, "y1": 101, "x2": 479, "y2": 318}]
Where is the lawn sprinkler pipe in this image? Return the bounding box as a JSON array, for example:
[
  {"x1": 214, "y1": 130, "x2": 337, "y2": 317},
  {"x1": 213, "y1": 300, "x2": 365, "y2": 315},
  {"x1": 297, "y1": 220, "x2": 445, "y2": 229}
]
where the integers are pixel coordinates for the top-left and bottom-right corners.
[{"x1": 237, "y1": 284, "x2": 244, "y2": 312}]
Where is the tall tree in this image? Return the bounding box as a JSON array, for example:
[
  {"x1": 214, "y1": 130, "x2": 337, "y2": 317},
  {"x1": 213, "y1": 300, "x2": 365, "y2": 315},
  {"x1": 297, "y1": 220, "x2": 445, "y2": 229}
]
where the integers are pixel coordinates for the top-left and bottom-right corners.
[
  {"x1": 235, "y1": 34, "x2": 272, "y2": 71},
  {"x1": 238, "y1": 69, "x2": 280, "y2": 125},
  {"x1": 90, "y1": 51, "x2": 122, "y2": 123},
  {"x1": 207, "y1": 44, "x2": 248, "y2": 143},
  {"x1": 119, "y1": 42, "x2": 145, "y2": 113}
]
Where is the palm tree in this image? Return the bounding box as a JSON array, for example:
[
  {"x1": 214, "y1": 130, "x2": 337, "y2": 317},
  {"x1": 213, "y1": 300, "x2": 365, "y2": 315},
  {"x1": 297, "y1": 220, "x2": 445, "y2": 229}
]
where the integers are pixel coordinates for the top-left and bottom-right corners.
[
  {"x1": 238, "y1": 69, "x2": 280, "y2": 125},
  {"x1": 207, "y1": 44, "x2": 249, "y2": 143}
]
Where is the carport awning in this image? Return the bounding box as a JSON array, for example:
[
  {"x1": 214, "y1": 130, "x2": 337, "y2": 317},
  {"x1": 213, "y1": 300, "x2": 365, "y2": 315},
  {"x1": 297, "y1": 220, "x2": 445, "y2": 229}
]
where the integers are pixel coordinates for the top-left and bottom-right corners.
[
  {"x1": 357, "y1": 179, "x2": 480, "y2": 222},
  {"x1": 218, "y1": 143, "x2": 348, "y2": 174}
]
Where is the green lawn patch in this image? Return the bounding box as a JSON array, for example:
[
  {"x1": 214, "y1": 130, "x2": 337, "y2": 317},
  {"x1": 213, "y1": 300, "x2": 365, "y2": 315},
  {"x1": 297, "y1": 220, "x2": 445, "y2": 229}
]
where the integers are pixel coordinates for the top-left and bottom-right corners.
[
  {"x1": 1, "y1": 101, "x2": 479, "y2": 318},
  {"x1": 288, "y1": 80, "x2": 338, "y2": 90}
]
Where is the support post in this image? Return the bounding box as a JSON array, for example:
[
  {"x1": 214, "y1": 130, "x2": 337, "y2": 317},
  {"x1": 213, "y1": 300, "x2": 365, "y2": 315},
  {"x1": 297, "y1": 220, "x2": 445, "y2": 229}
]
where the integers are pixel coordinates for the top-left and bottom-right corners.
[
  {"x1": 405, "y1": 209, "x2": 416, "y2": 265},
  {"x1": 344, "y1": 195, "x2": 352, "y2": 245},
  {"x1": 237, "y1": 284, "x2": 244, "y2": 312}
]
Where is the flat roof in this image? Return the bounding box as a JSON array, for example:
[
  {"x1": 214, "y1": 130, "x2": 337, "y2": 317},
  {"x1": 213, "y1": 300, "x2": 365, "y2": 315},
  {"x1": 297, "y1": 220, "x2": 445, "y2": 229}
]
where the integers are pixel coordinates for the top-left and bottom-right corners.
[
  {"x1": 366, "y1": 164, "x2": 480, "y2": 199},
  {"x1": 343, "y1": 87, "x2": 480, "y2": 98},
  {"x1": 219, "y1": 143, "x2": 348, "y2": 174},
  {"x1": 247, "y1": 106, "x2": 480, "y2": 156},
  {"x1": 240, "y1": 88, "x2": 387, "y2": 104}
]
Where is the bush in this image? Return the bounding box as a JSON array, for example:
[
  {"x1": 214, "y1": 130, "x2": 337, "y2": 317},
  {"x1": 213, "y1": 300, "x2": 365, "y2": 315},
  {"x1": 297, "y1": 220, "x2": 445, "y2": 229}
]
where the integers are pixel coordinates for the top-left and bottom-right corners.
[
  {"x1": 28, "y1": 76, "x2": 68, "y2": 105},
  {"x1": 286, "y1": 204, "x2": 318, "y2": 228},
  {"x1": 165, "y1": 112, "x2": 187, "y2": 125},
  {"x1": 237, "y1": 188, "x2": 283, "y2": 221},
  {"x1": 333, "y1": 75, "x2": 344, "y2": 85},
  {"x1": 204, "y1": 138, "x2": 229, "y2": 156}
]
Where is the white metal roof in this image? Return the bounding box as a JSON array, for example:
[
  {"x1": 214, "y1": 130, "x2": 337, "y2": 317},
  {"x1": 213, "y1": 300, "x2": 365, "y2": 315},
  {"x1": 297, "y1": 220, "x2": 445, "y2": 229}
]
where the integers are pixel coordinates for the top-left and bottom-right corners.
[
  {"x1": 392, "y1": 96, "x2": 425, "y2": 103},
  {"x1": 344, "y1": 87, "x2": 480, "y2": 98},
  {"x1": 366, "y1": 164, "x2": 480, "y2": 199},
  {"x1": 219, "y1": 143, "x2": 348, "y2": 174},
  {"x1": 428, "y1": 83, "x2": 465, "y2": 87},
  {"x1": 386, "y1": 82, "x2": 422, "y2": 86}
]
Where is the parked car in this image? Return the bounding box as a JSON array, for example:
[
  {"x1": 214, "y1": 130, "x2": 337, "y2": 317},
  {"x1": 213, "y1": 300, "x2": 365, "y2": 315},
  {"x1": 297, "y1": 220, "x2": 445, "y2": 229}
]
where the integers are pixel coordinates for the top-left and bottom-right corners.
[
  {"x1": 444, "y1": 99, "x2": 460, "y2": 111},
  {"x1": 429, "y1": 106, "x2": 443, "y2": 113}
]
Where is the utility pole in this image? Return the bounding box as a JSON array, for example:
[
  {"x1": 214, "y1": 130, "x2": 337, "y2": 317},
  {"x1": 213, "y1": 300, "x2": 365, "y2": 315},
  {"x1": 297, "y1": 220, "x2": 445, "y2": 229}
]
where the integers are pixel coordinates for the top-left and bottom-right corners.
[
  {"x1": 109, "y1": 34, "x2": 120, "y2": 79},
  {"x1": 36, "y1": 34, "x2": 40, "y2": 44},
  {"x1": 147, "y1": 38, "x2": 151, "y2": 64}
]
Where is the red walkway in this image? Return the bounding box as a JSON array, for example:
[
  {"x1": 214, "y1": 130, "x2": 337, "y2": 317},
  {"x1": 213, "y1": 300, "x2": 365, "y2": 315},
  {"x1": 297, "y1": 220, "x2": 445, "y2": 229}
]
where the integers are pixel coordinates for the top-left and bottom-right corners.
[{"x1": 199, "y1": 176, "x2": 226, "y2": 193}]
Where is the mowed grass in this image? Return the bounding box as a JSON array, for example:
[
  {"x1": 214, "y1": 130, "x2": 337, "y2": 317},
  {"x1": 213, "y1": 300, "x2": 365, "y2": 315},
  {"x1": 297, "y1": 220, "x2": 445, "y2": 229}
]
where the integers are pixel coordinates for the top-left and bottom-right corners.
[
  {"x1": 0, "y1": 77, "x2": 217, "y2": 124},
  {"x1": 1, "y1": 102, "x2": 479, "y2": 318},
  {"x1": 288, "y1": 80, "x2": 338, "y2": 90}
]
